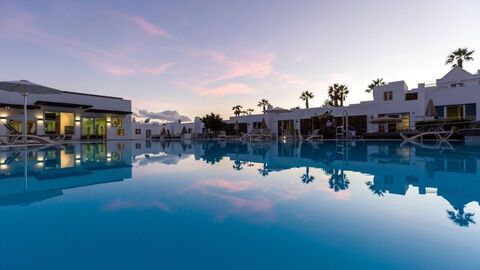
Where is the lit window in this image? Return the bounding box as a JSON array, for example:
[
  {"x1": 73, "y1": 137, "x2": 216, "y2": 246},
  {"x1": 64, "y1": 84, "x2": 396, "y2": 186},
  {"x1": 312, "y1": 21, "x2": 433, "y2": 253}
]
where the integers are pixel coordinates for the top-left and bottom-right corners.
[
  {"x1": 383, "y1": 91, "x2": 393, "y2": 101},
  {"x1": 111, "y1": 117, "x2": 122, "y2": 127},
  {"x1": 135, "y1": 129, "x2": 141, "y2": 134},
  {"x1": 117, "y1": 129, "x2": 125, "y2": 136}
]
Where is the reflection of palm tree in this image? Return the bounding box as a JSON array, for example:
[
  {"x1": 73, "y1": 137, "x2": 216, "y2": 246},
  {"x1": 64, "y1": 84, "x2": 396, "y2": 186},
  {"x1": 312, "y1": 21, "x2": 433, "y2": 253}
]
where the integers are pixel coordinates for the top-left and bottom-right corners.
[
  {"x1": 258, "y1": 163, "x2": 269, "y2": 176},
  {"x1": 365, "y1": 181, "x2": 386, "y2": 196},
  {"x1": 447, "y1": 208, "x2": 476, "y2": 227},
  {"x1": 232, "y1": 160, "x2": 244, "y2": 171},
  {"x1": 328, "y1": 168, "x2": 349, "y2": 191},
  {"x1": 300, "y1": 166, "x2": 315, "y2": 184}
]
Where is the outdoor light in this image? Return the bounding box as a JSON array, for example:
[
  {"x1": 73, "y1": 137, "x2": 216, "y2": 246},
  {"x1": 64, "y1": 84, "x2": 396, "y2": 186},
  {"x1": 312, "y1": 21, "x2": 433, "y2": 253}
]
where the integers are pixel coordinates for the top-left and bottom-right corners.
[{"x1": 0, "y1": 116, "x2": 6, "y2": 120}]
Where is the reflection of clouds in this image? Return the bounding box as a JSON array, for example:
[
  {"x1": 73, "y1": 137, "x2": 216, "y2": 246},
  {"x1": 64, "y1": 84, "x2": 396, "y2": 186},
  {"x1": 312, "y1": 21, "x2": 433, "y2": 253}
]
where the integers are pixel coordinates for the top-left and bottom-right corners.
[
  {"x1": 315, "y1": 181, "x2": 352, "y2": 200},
  {"x1": 134, "y1": 153, "x2": 190, "y2": 167},
  {"x1": 103, "y1": 200, "x2": 172, "y2": 212},
  {"x1": 181, "y1": 178, "x2": 308, "y2": 223},
  {"x1": 186, "y1": 178, "x2": 255, "y2": 192}
]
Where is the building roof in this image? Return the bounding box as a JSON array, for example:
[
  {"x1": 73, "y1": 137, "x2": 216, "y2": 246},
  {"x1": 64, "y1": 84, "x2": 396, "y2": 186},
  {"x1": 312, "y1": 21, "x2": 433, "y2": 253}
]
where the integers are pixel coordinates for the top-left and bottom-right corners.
[{"x1": 437, "y1": 66, "x2": 475, "y2": 84}]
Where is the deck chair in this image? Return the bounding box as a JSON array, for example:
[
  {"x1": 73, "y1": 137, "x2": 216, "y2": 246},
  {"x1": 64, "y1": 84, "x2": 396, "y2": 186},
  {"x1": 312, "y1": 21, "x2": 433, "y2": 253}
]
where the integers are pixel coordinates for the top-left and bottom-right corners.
[{"x1": 306, "y1": 129, "x2": 324, "y2": 141}]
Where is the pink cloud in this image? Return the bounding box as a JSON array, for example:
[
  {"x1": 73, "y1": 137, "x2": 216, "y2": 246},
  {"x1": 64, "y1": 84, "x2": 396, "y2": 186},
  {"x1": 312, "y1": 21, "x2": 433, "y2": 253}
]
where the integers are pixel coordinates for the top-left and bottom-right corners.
[
  {"x1": 196, "y1": 83, "x2": 254, "y2": 96},
  {"x1": 112, "y1": 10, "x2": 172, "y2": 38},
  {"x1": 0, "y1": 5, "x2": 172, "y2": 77},
  {"x1": 187, "y1": 178, "x2": 255, "y2": 192},
  {"x1": 198, "y1": 50, "x2": 275, "y2": 85},
  {"x1": 105, "y1": 62, "x2": 173, "y2": 76},
  {"x1": 104, "y1": 200, "x2": 172, "y2": 212}
]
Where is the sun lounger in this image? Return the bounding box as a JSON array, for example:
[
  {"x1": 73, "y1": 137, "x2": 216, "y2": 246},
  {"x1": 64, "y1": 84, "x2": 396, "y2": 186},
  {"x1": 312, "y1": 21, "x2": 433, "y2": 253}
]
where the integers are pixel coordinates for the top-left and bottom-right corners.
[{"x1": 306, "y1": 129, "x2": 323, "y2": 141}]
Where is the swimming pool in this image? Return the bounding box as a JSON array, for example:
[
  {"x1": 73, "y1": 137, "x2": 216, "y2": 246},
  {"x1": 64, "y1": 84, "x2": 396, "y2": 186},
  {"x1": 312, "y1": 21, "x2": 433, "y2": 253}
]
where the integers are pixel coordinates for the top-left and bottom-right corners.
[{"x1": 0, "y1": 140, "x2": 479, "y2": 269}]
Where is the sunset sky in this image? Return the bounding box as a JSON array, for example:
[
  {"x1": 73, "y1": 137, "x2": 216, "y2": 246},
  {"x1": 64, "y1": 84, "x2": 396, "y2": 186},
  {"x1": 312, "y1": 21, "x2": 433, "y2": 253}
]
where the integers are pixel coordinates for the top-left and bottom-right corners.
[{"x1": 1, "y1": 0, "x2": 479, "y2": 121}]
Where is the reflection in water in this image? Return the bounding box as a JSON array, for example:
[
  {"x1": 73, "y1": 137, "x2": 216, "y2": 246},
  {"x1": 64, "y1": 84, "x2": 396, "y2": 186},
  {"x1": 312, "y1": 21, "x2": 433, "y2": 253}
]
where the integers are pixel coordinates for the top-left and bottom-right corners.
[
  {"x1": 0, "y1": 143, "x2": 132, "y2": 206},
  {"x1": 1, "y1": 140, "x2": 480, "y2": 228}
]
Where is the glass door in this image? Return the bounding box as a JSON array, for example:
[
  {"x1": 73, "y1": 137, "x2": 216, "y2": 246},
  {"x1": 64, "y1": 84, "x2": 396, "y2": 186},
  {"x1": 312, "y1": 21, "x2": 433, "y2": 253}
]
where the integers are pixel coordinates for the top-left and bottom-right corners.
[
  {"x1": 82, "y1": 118, "x2": 95, "y2": 139},
  {"x1": 95, "y1": 118, "x2": 106, "y2": 138}
]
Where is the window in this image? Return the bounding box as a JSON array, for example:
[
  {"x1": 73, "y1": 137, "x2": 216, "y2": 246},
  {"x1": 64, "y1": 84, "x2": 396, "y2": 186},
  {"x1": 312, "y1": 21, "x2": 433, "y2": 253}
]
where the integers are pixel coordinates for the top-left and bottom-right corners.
[
  {"x1": 450, "y1": 83, "x2": 464, "y2": 87},
  {"x1": 446, "y1": 105, "x2": 464, "y2": 119},
  {"x1": 405, "y1": 93, "x2": 418, "y2": 101},
  {"x1": 465, "y1": 103, "x2": 476, "y2": 119},
  {"x1": 44, "y1": 112, "x2": 58, "y2": 134},
  {"x1": 117, "y1": 129, "x2": 125, "y2": 136},
  {"x1": 383, "y1": 91, "x2": 393, "y2": 101},
  {"x1": 44, "y1": 112, "x2": 74, "y2": 135},
  {"x1": 111, "y1": 117, "x2": 122, "y2": 127},
  {"x1": 135, "y1": 129, "x2": 141, "y2": 134},
  {"x1": 435, "y1": 106, "x2": 444, "y2": 118},
  {"x1": 401, "y1": 113, "x2": 409, "y2": 131},
  {"x1": 9, "y1": 120, "x2": 22, "y2": 132},
  {"x1": 135, "y1": 143, "x2": 141, "y2": 149},
  {"x1": 117, "y1": 143, "x2": 124, "y2": 150},
  {"x1": 27, "y1": 121, "x2": 36, "y2": 135}
]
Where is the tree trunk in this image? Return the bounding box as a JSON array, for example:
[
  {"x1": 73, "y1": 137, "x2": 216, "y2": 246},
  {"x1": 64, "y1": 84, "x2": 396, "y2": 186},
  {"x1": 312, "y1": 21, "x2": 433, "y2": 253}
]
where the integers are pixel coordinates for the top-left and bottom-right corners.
[
  {"x1": 457, "y1": 58, "x2": 463, "y2": 68},
  {"x1": 306, "y1": 99, "x2": 309, "y2": 109}
]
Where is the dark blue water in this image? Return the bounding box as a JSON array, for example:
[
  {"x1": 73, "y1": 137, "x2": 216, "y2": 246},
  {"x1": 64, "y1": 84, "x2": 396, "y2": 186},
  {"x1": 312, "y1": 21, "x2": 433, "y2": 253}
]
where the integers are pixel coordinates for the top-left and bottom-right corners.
[{"x1": 0, "y1": 141, "x2": 479, "y2": 269}]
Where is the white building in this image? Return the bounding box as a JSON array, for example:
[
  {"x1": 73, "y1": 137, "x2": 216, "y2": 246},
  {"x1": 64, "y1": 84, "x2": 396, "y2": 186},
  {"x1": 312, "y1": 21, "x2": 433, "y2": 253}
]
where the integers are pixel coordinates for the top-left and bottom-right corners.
[
  {"x1": 0, "y1": 85, "x2": 204, "y2": 141},
  {"x1": 0, "y1": 89, "x2": 133, "y2": 140},
  {"x1": 131, "y1": 117, "x2": 204, "y2": 140},
  {"x1": 227, "y1": 67, "x2": 480, "y2": 138}
]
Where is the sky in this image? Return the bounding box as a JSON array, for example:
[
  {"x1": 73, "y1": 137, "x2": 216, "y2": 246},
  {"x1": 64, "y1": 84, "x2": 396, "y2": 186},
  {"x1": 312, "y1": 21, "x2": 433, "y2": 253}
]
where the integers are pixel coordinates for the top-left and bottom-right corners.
[{"x1": 1, "y1": 0, "x2": 480, "y2": 122}]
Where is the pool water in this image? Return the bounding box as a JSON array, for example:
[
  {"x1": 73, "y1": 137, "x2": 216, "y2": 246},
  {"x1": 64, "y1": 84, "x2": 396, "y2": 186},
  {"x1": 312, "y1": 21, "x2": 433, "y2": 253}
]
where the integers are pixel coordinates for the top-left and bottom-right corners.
[{"x1": 0, "y1": 141, "x2": 479, "y2": 269}]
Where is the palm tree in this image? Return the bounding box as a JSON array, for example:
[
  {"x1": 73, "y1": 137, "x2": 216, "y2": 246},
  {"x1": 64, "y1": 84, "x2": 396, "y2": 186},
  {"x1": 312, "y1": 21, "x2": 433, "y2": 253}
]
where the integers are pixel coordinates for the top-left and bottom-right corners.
[
  {"x1": 257, "y1": 99, "x2": 270, "y2": 113},
  {"x1": 327, "y1": 84, "x2": 349, "y2": 107},
  {"x1": 299, "y1": 91, "x2": 314, "y2": 109},
  {"x1": 337, "y1": 85, "x2": 349, "y2": 107},
  {"x1": 232, "y1": 105, "x2": 243, "y2": 116},
  {"x1": 327, "y1": 84, "x2": 340, "y2": 107},
  {"x1": 247, "y1": 108, "x2": 254, "y2": 115},
  {"x1": 365, "y1": 78, "x2": 386, "y2": 93},
  {"x1": 445, "y1": 48, "x2": 475, "y2": 68}
]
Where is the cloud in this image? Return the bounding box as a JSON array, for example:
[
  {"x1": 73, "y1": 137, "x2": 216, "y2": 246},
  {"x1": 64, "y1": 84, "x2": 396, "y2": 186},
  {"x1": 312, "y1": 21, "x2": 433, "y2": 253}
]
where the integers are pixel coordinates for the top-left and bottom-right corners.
[
  {"x1": 133, "y1": 109, "x2": 191, "y2": 122},
  {"x1": 0, "y1": 4, "x2": 172, "y2": 76},
  {"x1": 112, "y1": 10, "x2": 173, "y2": 38},
  {"x1": 105, "y1": 62, "x2": 172, "y2": 76},
  {"x1": 176, "y1": 49, "x2": 274, "y2": 96},
  {"x1": 104, "y1": 200, "x2": 172, "y2": 212},
  {"x1": 179, "y1": 82, "x2": 254, "y2": 96}
]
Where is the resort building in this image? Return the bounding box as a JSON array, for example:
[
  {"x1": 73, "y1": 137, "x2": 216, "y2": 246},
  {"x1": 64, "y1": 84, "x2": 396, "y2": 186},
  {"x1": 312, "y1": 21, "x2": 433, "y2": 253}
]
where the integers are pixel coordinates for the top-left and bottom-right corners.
[
  {"x1": 226, "y1": 67, "x2": 480, "y2": 139},
  {"x1": 0, "y1": 85, "x2": 204, "y2": 141},
  {"x1": 0, "y1": 89, "x2": 133, "y2": 140}
]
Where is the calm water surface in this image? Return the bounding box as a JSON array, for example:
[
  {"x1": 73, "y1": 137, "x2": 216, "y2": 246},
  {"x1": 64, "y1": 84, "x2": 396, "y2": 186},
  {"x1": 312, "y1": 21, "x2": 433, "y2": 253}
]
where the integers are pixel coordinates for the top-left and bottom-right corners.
[{"x1": 0, "y1": 140, "x2": 479, "y2": 269}]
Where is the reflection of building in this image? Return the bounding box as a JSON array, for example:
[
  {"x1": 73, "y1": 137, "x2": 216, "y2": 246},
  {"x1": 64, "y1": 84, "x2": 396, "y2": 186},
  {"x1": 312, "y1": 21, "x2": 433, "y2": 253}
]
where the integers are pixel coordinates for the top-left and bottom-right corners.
[
  {"x1": 0, "y1": 144, "x2": 133, "y2": 206},
  {"x1": 154, "y1": 141, "x2": 480, "y2": 226}
]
